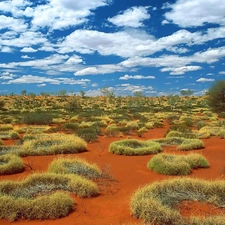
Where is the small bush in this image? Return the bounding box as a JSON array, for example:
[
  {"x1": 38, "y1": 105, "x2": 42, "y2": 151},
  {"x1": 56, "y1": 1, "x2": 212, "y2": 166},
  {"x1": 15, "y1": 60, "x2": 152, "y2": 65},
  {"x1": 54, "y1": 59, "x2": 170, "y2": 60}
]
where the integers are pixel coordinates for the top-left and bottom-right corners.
[
  {"x1": 148, "y1": 153, "x2": 209, "y2": 175},
  {"x1": 109, "y1": 139, "x2": 162, "y2": 155},
  {"x1": 48, "y1": 157, "x2": 102, "y2": 180},
  {"x1": 178, "y1": 138, "x2": 205, "y2": 151},
  {"x1": 0, "y1": 192, "x2": 74, "y2": 221},
  {"x1": 22, "y1": 113, "x2": 53, "y2": 125},
  {"x1": 19, "y1": 134, "x2": 87, "y2": 156},
  {"x1": 0, "y1": 154, "x2": 24, "y2": 175},
  {"x1": 76, "y1": 127, "x2": 98, "y2": 142},
  {"x1": 0, "y1": 124, "x2": 13, "y2": 131},
  {"x1": 64, "y1": 123, "x2": 79, "y2": 131},
  {"x1": 131, "y1": 178, "x2": 225, "y2": 225}
]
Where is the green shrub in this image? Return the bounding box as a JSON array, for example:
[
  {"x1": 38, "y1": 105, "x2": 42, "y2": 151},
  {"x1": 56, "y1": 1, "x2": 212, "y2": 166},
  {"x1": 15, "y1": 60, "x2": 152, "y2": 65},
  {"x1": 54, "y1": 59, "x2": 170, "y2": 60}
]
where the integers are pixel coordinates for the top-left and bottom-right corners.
[
  {"x1": 0, "y1": 154, "x2": 24, "y2": 175},
  {"x1": 0, "y1": 192, "x2": 74, "y2": 221},
  {"x1": 19, "y1": 134, "x2": 87, "y2": 156},
  {"x1": 131, "y1": 178, "x2": 225, "y2": 225},
  {"x1": 105, "y1": 124, "x2": 120, "y2": 136},
  {"x1": 148, "y1": 153, "x2": 209, "y2": 175},
  {"x1": 76, "y1": 127, "x2": 98, "y2": 142},
  {"x1": 178, "y1": 138, "x2": 204, "y2": 151},
  {"x1": 22, "y1": 113, "x2": 53, "y2": 125},
  {"x1": 48, "y1": 157, "x2": 102, "y2": 180},
  {"x1": 109, "y1": 139, "x2": 162, "y2": 155},
  {"x1": 0, "y1": 124, "x2": 13, "y2": 131},
  {"x1": 64, "y1": 122, "x2": 79, "y2": 131}
]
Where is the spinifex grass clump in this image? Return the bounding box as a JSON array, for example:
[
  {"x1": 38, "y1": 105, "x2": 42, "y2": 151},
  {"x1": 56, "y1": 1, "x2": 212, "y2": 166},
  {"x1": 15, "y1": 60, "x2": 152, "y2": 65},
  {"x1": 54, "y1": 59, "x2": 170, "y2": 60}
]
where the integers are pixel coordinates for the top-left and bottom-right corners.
[
  {"x1": 0, "y1": 146, "x2": 20, "y2": 156},
  {"x1": 19, "y1": 134, "x2": 87, "y2": 156},
  {"x1": 148, "y1": 153, "x2": 209, "y2": 175},
  {"x1": 0, "y1": 172, "x2": 99, "y2": 220},
  {"x1": 0, "y1": 154, "x2": 24, "y2": 175},
  {"x1": 48, "y1": 157, "x2": 102, "y2": 180},
  {"x1": 0, "y1": 192, "x2": 74, "y2": 221},
  {"x1": 131, "y1": 178, "x2": 225, "y2": 225},
  {"x1": 178, "y1": 138, "x2": 205, "y2": 151},
  {"x1": 109, "y1": 139, "x2": 162, "y2": 155}
]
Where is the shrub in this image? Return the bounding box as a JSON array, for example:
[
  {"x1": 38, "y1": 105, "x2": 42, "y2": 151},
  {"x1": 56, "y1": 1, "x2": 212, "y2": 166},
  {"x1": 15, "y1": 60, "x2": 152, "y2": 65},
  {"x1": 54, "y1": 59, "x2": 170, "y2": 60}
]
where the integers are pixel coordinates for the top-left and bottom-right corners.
[
  {"x1": 19, "y1": 134, "x2": 87, "y2": 156},
  {"x1": 109, "y1": 139, "x2": 162, "y2": 155},
  {"x1": 0, "y1": 124, "x2": 13, "y2": 131},
  {"x1": 48, "y1": 157, "x2": 102, "y2": 180},
  {"x1": 22, "y1": 113, "x2": 53, "y2": 125},
  {"x1": 0, "y1": 192, "x2": 74, "y2": 221},
  {"x1": 0, "y1": 154, "x2": 24, "y2": 175},
  {"x1": 131, "y1": 178, "x2": 225, "y2": 225},
  {"x1": 148, "y1": 153, "x2": 209, "y2": 175},
  {"x1": 76, "y1": 127, "x2": 98, "y2": 142},
  {"x1": 105, "y1": 124, "x2": 120, "y2": 136},
  {"x1": 207, "y1": 80, "x2": 225, "y2": 113},
  {"x1": 64, "y1": 122, "x2": 79, "y2": 131},
  {"x1": 178, "y1": 138, "x2": 205, "y2": 151}
]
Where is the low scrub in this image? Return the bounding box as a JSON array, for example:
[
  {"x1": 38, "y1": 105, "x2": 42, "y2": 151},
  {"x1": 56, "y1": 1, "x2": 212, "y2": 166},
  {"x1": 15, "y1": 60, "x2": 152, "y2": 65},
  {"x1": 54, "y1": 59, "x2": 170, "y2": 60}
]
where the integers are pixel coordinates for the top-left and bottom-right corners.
[
  {"x1": 0, "y1": 192, "x2": 74, "y2": 221},
  {"x1": 19, "y1": 134, "x2": 87, "y2": 156},
  {"x1": 48, "y1": 157, "x2": 102, "y2": 180},
  {"x1": 148, "y1": 153, "x2": 209, "y2": 175},
  {"x1": 22, "y1": 113, "x2": 53, "y2": 125},
  {"x1": 0, "y1": 154, "x2": 24, "y2": 175},
  {"x1": 0, "y1": 172, "x2": 99, "y2": 220},
  {"x1": 178, "y1": 138, "x2": 204, "y2": 151},
  {"x1": 131, "y1": 178, "x2": 225, "y2": 225},
  {"x1": 109, "y1": 139, "x2": 162, "y2": 155}
]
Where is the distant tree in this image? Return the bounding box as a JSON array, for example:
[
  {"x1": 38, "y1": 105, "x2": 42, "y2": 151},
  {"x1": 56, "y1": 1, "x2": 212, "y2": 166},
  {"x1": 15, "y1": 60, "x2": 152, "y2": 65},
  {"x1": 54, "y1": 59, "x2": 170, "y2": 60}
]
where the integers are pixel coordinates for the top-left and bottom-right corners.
[
  {"x1": 0, "y1": 100, "x2": 5, "y2": 109},
  {"x1": 79, "y1": 90, "x2": 85, "y2": 98},
  {"x1": 207, "y1": 80, "x2": 225, "y2": 113},
  {"x1": 180, "y1": 89, "x2": 194, "y2": 97},
  {"x1": 27, "y1": 92, "x2": 36, "y2": 98},
  {"x1": 57, "y1": 90, "x2": 67, "y2": 97},
  {"x1": 21, "y1": 90, "x2": 27, "y2": 96},
  {"x1": 101, "y1": 87, "x2": 115, "y2": 98},
  {"x1": 133, "y1": 91, "x2": 144, "y2": 97}
]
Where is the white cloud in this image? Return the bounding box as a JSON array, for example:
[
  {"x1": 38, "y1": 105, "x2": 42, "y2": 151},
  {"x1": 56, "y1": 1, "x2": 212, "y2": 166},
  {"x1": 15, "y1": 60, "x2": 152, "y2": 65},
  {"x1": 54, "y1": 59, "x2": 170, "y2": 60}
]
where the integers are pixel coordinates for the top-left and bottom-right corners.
[
  {"x1": 20, "y1": 47, "x2": 38, "y2": 53},
  {"x1": 56, "y1": 27, "x2": 225, "y2": 58},
  {"x1": 3, "y1": 74, "x2": 91, "y2": 86},
  {"x1": 1, "y1": 46, "x2": 13, "y2": 53},
  {"x1": 31, "y1": 0, "x2": 111, "y2": 30},
  {"x1": 108, "y1": 6, "x2": 150, "y2": 28},
  {"x1": 165, "y1": 0, "x2": 225, "y2": 27},
  {"x1": 0, "y1": 15, "x2": 27, "y2": 32},
  {"x1": 75, "y1": 64, "x2": 124, "y2": 76},
  {"x1": 21, "y1": 55, "x2": 33, "y2": 59},
  {"x1": 0, "y1": 72, "x2": 16, "y2": 80},
  {"x1": 119, "y1": 74, "x2": 155, "y2": 80},
  {"x1": 161, "y1": 66, "x2": 202, "y2": 75},
  {"x1": 219, "y1": 71, "x2": 225, "y2": 75},
  {"x1": 196, "y1": 78, "x2": 215, "y2": 82}
]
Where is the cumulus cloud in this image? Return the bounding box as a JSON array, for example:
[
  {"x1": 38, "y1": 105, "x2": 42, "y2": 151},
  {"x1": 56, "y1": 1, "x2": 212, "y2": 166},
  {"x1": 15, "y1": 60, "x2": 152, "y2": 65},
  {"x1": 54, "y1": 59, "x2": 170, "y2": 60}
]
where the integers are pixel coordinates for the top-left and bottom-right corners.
[
  {"x1": 3, "y1": 74, "x2": 91, "y2": 86},
  {"x1": 119, "y1": 74, "x2": 155, "y2": 80},
  {"x1": 31, "y1": 0, "x2": 111, "y2": 30},
  {"x1": 108, "y1": 6, "x2": 150, "y2": 28},
  {"x1": 161, "y1": 66, "x2": 202, "y2": 75},
  {"x1": 165, "y1": 0, "x2": 225, "y2": 27},
  {"x1": 196, "y1": 78, "x2": 215, "y2": 82},
  {"x1": 20, "y1": 47, "x2": 37, "y2": 53},
  {"x1": 219, "y1": 71, "x2": 225, "y2": 75}
]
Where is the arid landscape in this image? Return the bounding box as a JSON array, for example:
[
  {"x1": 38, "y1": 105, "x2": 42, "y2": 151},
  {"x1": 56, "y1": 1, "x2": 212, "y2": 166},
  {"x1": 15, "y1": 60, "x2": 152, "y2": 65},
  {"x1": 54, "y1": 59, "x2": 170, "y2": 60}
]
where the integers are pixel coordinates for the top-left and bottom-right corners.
[{"x1": 0, "y1": 93, "x2": 225, "y2": 225}]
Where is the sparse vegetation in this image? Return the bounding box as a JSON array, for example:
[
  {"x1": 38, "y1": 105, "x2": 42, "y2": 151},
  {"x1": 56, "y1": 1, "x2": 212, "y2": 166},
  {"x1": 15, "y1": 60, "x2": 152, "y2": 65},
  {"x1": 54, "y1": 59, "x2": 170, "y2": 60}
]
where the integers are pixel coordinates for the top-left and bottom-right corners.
[
  {"x1": 109, "y1": 139, "x2": 162, "y2": 155},
  {"x1": 148, "y1": 153, "x2": 209, "y2": 175},
  {"x1": 131, "y1": 178, "x2": 225, "y2": 225}
]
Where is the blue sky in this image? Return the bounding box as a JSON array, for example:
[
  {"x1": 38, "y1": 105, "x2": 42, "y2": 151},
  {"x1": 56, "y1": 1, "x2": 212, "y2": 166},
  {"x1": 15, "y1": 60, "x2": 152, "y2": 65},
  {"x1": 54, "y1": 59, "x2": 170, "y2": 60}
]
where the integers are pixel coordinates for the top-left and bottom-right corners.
[{"x1": 0, "y1": 0, "x2": 225, "y2": 96}]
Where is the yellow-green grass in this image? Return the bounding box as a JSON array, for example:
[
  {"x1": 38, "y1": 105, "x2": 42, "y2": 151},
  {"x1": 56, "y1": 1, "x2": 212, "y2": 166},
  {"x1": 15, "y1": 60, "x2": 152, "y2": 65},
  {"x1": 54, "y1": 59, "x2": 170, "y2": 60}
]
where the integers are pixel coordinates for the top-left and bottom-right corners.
[
  {"x1": 0, "y1": 154, "x2": 24, "y2": 175},
  {"x1": 0, "y1": 131, "x2": 19, "y2": 140},
  {"x1": 0, "y1": 172, "x2": 99, "y2": 220},
  {"x1": 0, "y1": 124, "x2": 13, "y2": 131},
  {"x1": 109, "y1": 139, "x2": 162, "y2": 156},
  {"x1": 48, "y1": 157, "x2": 102, "y2": 180},
  {"x1": 19, "y1": 134, "x2": 87, "y2": 156},
  {"x1": 0, "y1": 191, "x2": 74, "y2": 221},
  {"x1": 0, "y1": 146, "x2": 20, "y2": 155},
  {"x1": 148, "y1": 153, "x2": 209, "y2": 175},
  {"x1": 131, "y1": 178, "x2": 225, "y2": 225},
  {"x1": 177, "y1": 138, "x2": 205, "y2": 151}
]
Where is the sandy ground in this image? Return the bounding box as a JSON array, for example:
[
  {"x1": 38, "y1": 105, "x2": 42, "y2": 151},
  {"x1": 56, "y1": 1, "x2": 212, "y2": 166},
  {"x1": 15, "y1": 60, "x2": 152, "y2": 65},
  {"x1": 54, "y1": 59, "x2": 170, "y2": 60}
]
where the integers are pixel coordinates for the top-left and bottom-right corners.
[{"x1": 0, "y1": 124, "x2": 225, "y2": 225}]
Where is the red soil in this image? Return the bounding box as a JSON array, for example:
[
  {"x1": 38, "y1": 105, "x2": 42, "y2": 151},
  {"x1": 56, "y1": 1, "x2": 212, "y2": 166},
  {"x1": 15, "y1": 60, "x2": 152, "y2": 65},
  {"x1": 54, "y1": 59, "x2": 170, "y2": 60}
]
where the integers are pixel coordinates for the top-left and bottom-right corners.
[
  {"x1": 0, "y1": 124, "x2": 225, "y2": 225},
  {"x1": 178, "y1": 200, "x2": 225, "y2": 218}
]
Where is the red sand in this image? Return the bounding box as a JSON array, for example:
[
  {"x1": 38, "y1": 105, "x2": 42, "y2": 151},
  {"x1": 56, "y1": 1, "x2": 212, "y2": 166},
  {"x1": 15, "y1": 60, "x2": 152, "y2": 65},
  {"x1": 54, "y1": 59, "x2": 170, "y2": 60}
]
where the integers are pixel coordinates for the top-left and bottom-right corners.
[{"x1": 0, "y1": 125, "x2": 225, "y2": 225}]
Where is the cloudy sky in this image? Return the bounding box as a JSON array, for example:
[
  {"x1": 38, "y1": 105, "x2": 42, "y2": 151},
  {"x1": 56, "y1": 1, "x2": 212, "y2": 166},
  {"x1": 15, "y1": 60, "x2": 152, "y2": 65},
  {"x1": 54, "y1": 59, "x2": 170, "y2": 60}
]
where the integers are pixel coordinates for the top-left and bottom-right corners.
[{"x1": 0, "y1": 0, "x2": 225, "y2": 96}]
